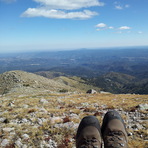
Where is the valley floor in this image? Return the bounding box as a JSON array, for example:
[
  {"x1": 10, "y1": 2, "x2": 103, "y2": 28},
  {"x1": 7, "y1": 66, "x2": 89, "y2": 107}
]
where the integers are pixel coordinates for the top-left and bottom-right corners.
[{"x1": 0, "y1": 92, "x2": 148, "y2": 148}]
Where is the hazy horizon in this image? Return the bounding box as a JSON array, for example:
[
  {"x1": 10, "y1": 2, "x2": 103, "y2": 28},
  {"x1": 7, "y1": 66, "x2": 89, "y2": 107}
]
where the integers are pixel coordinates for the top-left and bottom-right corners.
[{"x1": 0, "y1": 45, "x2": 148, "y2": 54}]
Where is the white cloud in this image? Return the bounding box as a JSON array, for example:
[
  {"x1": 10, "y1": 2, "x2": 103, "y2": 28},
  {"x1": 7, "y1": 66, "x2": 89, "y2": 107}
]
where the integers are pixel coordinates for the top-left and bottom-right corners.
[
  {"x1": 119, "y1": 26, "x2": 131, "y2": 30},
  {"x1": 108, "y1": 26, "x2": 114, "y2": 29},
  {"x1": 95, "y1": 23, "x2": 132, "y2": 33},
  {"x1": 115, "y1": 5, "x2": 123, "y2": 10},
  {"x1": 0, "y1": 0, "x2": 16, "y2": 3},
  {"x1": 125, "y1": 4, "x2": 130, "y2": 8},
  {"x1": 96, "y1": 23, "x2": 114, "y2": 31},
  {"x1": 114, "y1": 2, "x2": 130, "y2": 10},
  {"x1": 33, "y1": 0, "x2": 104, "y2": 10},
  {"x1": 21, "y1": 8, "x2": 98, "y2": 19},
  {"x1": 96, "y1": 23, "x2": 107, "y2": 28},
  {"x1": 22, "y1": 0, "x2": 104, "y2": 19}
]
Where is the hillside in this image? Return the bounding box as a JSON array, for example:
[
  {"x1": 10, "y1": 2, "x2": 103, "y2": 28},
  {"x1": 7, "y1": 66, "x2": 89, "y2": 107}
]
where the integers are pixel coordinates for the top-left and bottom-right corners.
[
  {"x1": 122, "y1": 79, "x2": 148, "y2": 94},
  {"x1": 87, "y1": 72, "x2": 148, "y2": 94},
  {"x1": 54, "y1": 76, "x2": 101, "y2": 92},
  {"x1": 35, "y1": 71, "x2": 67, "y2": 79},
  {"x1": 88, "y1": 72, "x2": 136, "y2": 93},
  {"x1": 0, "y1": 71, "x2": 75, "y2": 95},
  {"x1": 35, "y1": 70, "x2": 148, "y2": 94}
]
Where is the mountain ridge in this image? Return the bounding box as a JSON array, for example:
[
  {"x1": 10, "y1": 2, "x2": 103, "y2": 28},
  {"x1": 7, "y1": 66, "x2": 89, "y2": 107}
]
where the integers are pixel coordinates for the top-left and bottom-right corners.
[{"x1": 0, "y1": 70, "x2": 75, "y2": 95}]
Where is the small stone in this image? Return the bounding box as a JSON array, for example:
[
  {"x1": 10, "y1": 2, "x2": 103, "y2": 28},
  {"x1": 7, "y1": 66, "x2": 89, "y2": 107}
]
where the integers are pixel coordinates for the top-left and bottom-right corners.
[
  {"x1": 38, "y1": 118, "x2": 43, "y2": 125},
  {"x1": 23, "y1": 104, "x2": 29, "y2": 108},
  {"x1": 50, "y1": 117, "x2": 63, "y2": 124},
  {"x1": 8, "y1": 102, "x2": 15, "y2": 107},
  {"x1": 48, "y1": 139, "x2": 57, "y2": 148},
  {"x1": 40, "y1": 98, "x2": 48, "y2": 104},
  {"x1": 39, "y1": 107, "x2": 48, "y2": 113},
  {"x1": 22, "y1": 118, "x2": 28, "y2": 123},
  {"x1": 1, "y1": 139, "x2": 9, "y2": 147},
  {"x1": 128, "y1": 132, "x2": 133, "y2": 136},
  {"x1": 0, "y1": 118, "x2": 6, "y2": 123},
  {"x1": 22, "y1": 134, "x2": 30, "y2": 140},
  {"x1": 136, "y1": 123, "x2": 144, "y2": 130},
  {"x1": 22, "y1": 144, "x2": 28, "y2": 148},
  {"x1": 15, "y1": 138, "x2": 23, "y2": 147},
  {"x1": 3, "y1": 127, "x2": 14, "y2": 132}
]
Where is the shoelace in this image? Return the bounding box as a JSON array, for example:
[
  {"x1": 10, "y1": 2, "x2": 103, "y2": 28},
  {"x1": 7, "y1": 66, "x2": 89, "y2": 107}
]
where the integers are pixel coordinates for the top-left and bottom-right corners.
[
  {"x1": 105, "y1": 131, "x2": 126, "y2": 148},
  {"x1": 80, "y1": 137, "x2": 99, "y2": 148}
]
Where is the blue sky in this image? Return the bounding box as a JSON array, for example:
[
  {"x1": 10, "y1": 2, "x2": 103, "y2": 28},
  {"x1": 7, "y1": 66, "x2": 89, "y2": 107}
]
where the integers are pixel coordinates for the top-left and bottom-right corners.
[{"x1": 0, "y1": 0, "x2": 148, "y2": 53}]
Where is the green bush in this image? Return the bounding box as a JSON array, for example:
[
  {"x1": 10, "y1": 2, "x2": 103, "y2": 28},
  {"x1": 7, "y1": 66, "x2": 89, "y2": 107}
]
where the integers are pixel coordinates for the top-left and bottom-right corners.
[{"x1": 59, "y1": 89, "x2": 68, "y2": 93}]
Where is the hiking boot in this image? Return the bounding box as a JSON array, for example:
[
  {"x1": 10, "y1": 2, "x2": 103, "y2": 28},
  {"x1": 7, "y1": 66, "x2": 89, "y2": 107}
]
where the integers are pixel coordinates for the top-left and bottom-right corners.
[
  {"x1": 101, "y1": 110, "x2": 128, "y2": 148},
  {"x1": 76, "y1": 115, "x2": 102, "y2": 148}
]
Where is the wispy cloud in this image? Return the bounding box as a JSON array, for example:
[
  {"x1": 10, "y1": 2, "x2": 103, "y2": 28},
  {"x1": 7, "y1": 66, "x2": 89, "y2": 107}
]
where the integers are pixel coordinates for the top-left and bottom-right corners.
[
  {"x1": 96, "y1": 23, "x2": 132, "y2": 33},
  {"x1": 96, "y1": 23, "x2": 107, "y2": 28},
  {"x1": 125, "y1": 4, "x2": 130, "y2": 8},
  {"x1": 33, "y1": 0, "x2": 104, "y2": 10},
  {"x1": 114, "y1": 2, "x2": 130, "y2": 10},
  {"x1": 96, "y1": 23, "x2": 114, "y2": 31},
  {"x1": 108, "y1": 26, "x2": 114, "y2": 29},
  {"x1": 0, "y1": 0, "x2": 16, "y2": 3},
  {"x1": 115, "y1": 5, "x2": 123, "y2": 10},
  {"x1": 21, "y1": 8, "x2": 98, "y2": 19},
  {"x1": 119, "y1": 26, "x2": 131, "y2": 30},
  {"x1": 22, "y1": 0, "x2": 104, "y2": 19}
]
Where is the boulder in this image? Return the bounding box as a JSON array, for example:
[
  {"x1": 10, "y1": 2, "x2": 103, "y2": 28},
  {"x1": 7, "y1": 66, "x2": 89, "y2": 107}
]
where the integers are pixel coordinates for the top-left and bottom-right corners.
[
  {"x1": 86, "y1": 89, "x2": 97, "y2": 94},
  {"x1": 136, "y1": 104, "x2": 148, "y2": 111}
]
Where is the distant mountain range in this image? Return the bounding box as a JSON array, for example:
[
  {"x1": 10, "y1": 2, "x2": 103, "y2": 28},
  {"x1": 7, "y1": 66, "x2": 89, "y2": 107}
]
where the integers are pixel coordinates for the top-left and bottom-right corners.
[{"x1": 0, "y1": 47, "x2": 148, "y2": 94}]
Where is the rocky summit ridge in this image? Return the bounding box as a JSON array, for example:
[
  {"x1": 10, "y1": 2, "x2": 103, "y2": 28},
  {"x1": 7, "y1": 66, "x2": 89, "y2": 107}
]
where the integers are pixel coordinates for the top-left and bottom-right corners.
[{"x1": 0, "y1": 70, "x2": 74, "y2": 95}]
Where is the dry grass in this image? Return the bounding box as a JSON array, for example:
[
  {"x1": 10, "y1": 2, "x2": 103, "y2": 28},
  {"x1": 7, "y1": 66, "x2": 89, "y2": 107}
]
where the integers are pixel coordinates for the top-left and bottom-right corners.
[{"x1": 0, "y1": 92, "x2": 148, "y2": 147}]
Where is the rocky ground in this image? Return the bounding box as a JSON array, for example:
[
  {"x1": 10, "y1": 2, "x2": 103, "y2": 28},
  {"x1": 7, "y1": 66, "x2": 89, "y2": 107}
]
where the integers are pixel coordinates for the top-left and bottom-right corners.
[{"x1": 0, "y1": 92, "x2": 148, "y2": 148}]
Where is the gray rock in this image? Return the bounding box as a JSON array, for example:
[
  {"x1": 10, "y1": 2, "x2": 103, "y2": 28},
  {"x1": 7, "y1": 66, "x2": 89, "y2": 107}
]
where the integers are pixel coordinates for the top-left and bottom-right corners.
[
  {"x1": 86, "y1": 89, "x2": 97, "y2": 94},
  {"x1": 1, "y1": 139, "x2": 9, "y2": 147},
  {"x1": 22, "y1": 144, "x2": 28, "y2": 148},
  {"x1": 22, "y1": 118, "x2": 28, "y2": 123},
  {"x1": 39, "y1": 107, "x2": 48, "y2": 113},
  {"x1": 0, "y1": 117, "x2": 6, "y2": 123},
  {"x1": 135, "y1": 123, "x2": 144, "y2": 130},
  {"x1": 8, "y1": 102, "x2": 15, "y2": 107},
  {"x1": 22, "y1": 134, "x2": 30, "y2": 140},
  {"x1": 54, "y1": 121, "x2": 79, "y2": 129},
  {"x1": 40, "y1": 98, "x2": 48, "y2": 104},
  {"x1": 137, "y1": 104, "x2": 148, "y2": 111},
  {"x1": 3, "y1": 127, "x2": 14, "y2": 132},
  {"x1": 37, "y1": 118, "x2": 43, "y2": 125},
  {"x1": 48, "y1": 139, "x2": 57, "y2": 148},
  {"x1": 128, "y1": 132, "x2": 133, "y2": 136},
  {"x1": 15, "y1": 138, "x2": 23, "y2": 148}
]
